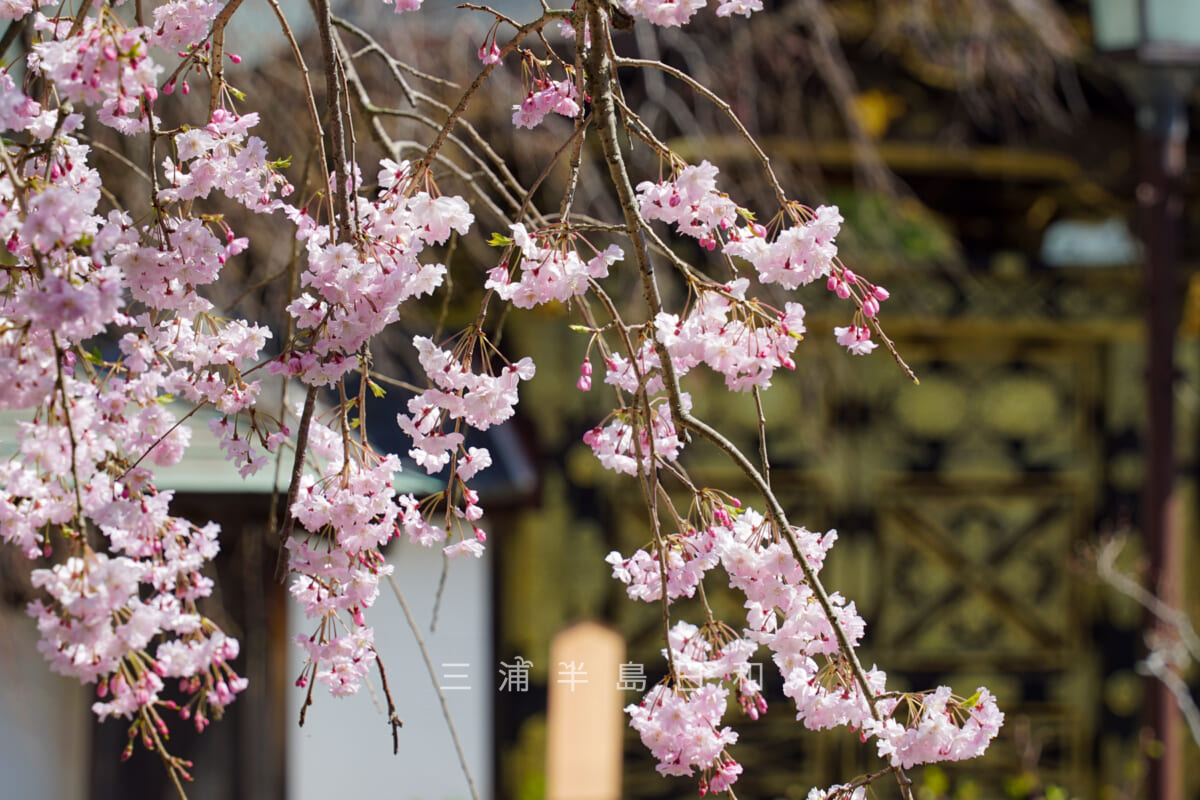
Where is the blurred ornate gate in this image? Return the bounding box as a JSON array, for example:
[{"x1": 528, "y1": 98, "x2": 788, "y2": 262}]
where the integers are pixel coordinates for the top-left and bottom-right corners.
[{"x1": 497, "y1": 266, "x2": 1200, "y2": 799}]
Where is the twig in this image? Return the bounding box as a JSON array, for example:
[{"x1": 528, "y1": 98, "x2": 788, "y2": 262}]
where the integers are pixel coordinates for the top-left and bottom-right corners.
[
  {"x1": 373, "y1": 654, "x2": 404, "y2": 754},
  {"x1": 752, "y1": 385, "x2": 771, "y2": 490},
  {"x1": 1097, "y1": 535, "x2": 1200, "y2": 664},
  {"x1": 614, "y1": 55, "x2": 789, "y2": 208},
  {"x1": 387, "y1": 572, "x2": 482, "y2": 800},
  {"x1": 416, "y1": 8, "x2": 571, "y2": 179},
  {"x1": 1140, "y1": 650, "x2": 1200, "y2": 746},
  {"x1": 315, "y1": 0, "x2": 355, "y2": 241},
  {"x1": 266, "y1": 0, "x2": 333, "y2": 224},
  {"x1": 208, "y1": 0, "x2": 246, "y2": 118},
  {"x1": 275, "y1": 386, "x2": 317, "y2": 579}
]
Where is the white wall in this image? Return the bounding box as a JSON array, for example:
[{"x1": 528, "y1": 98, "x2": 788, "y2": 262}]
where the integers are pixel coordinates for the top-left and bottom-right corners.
[
  {"x1": 0, "y1": 606, "x2": 90, "y2": 800},
  {"x1": 287, "y1": 539, "x2": 493, "y2": 800}
]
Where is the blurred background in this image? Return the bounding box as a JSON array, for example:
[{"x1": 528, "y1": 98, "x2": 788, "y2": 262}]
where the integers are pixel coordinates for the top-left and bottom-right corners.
[{"x1": 2, "y1": 1, "x2": 1199, "y2": 798}]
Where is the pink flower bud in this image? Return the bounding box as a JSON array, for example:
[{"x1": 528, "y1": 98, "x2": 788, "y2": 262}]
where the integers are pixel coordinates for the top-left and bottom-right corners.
[
  {"x1": 163, "y1": 81, "x2": 175, "y2": 95},
  {"x1": 842, "y1": 268, "x2": 858, "y2": 284},
  {"x1": 477, "y1": 42, "x2": 502, "y2": 64},
  {"x1": 580, "y1": 359, "x2": 592, "y2": 377},
  {"x1": 576, "y1": 375, "x2": 592, "y2": 391},
  {"x1": 862, "y1": 296, "x2": 880, "y2": 318},
  {"x1": 872, "y1": 285, "x2": 890, "y2": 302},
  {"x1": 229, "y1": 54, "x2": 242, "y2": 64},
  {"x1": 474, "y1": 526, "x2": 487, "y2": 542}
]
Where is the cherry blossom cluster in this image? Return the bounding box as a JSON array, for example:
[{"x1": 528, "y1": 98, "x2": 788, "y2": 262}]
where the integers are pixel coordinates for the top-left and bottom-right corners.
[
  {"x1": 279, "y1": 159, "x2": 468, "y2": 386},
  {"x1": 637, "y1": 160, "x2": 738, "y2": 251},
  {"x1": 29, "y1": 14, "x2": 161, "y2": 134},
  {"x1": 161, "y1": 110, "x2": 292, "y2": 214},
  {"x1": 583, "y1": 393, "x2": 687, "y2": 476},
  {"x1": 150, "y1": 0, "x2": 223, "y2": 52},
  {"x1": 6, "y1": 367, "x2": 249, "y2": 744},
  {"x1": 807, "y1": 784, "x2": 866, "y2": 800},
  {"x1": 287, "y1": 435, "x2": 400, "y2": 696},
  {"x1": 605, "y1": 527, "x2": 718, "y2": 603},
  {"x1": 723, "y1": 204, "x2": 842, "y2": 289},
  {"x1": 617, "y1": 0, "x2": 762, "y2": 27},
  {"x1": 607, "y1": 495, "x2": 1003, "y2": 794},
  {"x1": 0, "y1": 3, "x2": 299, "y2": 771},
  {"x1": 622, "y1": 621, "x2": 766, "y2": 792},
  {"x1": 395, "y1": 334, "x2": 533, "y2": 557},
  {"x1": 639, "y1": 159, "x2": 891, "y2": 356},
  {"x1": 654, "y1": 278, "x2": 806, "y2": 391},
  {"x1": 512, "y1": 78, "x2": 581, "y2": 130},
  {"x1": 627, "y1": 684, "x2": 743, "y2": 792},
  {"x1": 485, "y1": 224, "x2": 623, "y2": 308}
]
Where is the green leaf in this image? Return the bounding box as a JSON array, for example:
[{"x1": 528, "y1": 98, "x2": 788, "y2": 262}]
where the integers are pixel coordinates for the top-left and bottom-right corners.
[
  {"x1": 488, "y1": 232, "x2": 514, "y2": 247},
  {"x1": 367, "y1": 379, "x2": 386, "y2": 398}
]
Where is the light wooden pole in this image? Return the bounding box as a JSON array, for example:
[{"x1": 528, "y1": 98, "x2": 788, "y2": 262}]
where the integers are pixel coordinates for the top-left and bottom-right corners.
[{"x1": 545, "y1": 622, "x2": 625, "y2": 800}]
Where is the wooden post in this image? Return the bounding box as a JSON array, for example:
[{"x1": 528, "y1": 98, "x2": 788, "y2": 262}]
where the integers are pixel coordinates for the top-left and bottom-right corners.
[{"x1": 545, "y1": 621, "x2": 625, "y2": 800}]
